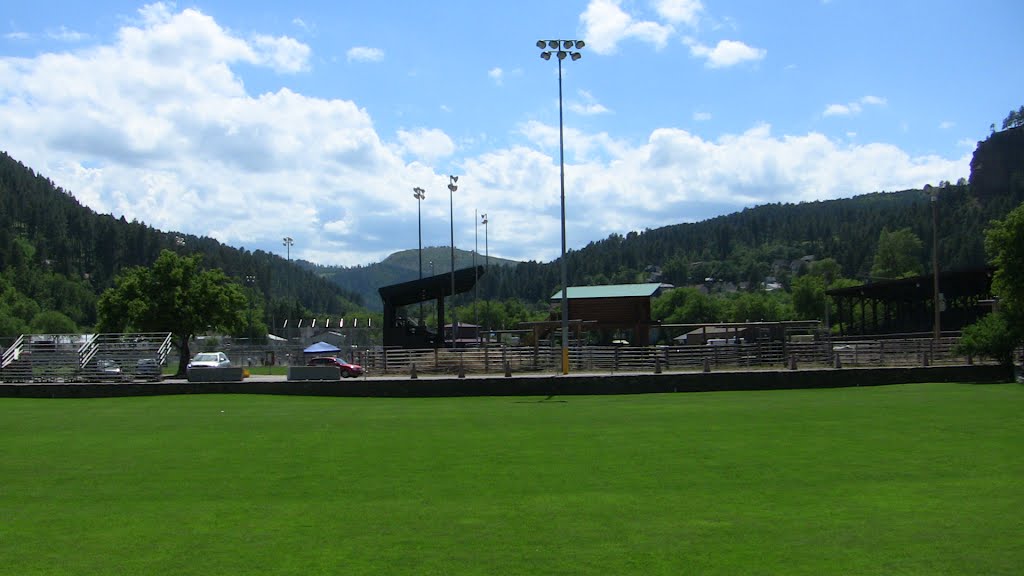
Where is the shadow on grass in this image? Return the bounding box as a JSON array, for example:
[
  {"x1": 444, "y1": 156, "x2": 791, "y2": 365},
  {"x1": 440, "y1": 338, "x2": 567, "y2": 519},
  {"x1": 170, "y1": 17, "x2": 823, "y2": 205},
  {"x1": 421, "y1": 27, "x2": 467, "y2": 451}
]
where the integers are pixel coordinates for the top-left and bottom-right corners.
[{"x1": 514, "y1": 395, "x2": 568, "y2": 403}]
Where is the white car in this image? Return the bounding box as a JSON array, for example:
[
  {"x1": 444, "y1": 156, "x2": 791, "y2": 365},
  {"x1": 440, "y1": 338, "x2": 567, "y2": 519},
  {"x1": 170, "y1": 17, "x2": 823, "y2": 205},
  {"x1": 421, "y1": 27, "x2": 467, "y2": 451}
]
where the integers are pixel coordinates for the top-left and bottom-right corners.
[{"x1": 187, "y1": 352, "x2": 232, "y2": 369}]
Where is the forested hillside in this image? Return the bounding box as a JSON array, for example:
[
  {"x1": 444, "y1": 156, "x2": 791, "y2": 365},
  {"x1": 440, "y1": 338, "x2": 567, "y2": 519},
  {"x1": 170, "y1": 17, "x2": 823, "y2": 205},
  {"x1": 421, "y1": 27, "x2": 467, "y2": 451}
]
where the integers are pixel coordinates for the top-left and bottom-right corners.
[
  {"x1": 471, "y1": 127, "x2": 1024, "y2": 306},
  {"x1": 319, "y1": 127, "x2": 1024, "y2": 313},
  {"x1": 0, "y1": 152, "x2": 363, "y2": 337},
  {"x1": 2, "y1": 123, "x2": 1022, "y2": 333}
]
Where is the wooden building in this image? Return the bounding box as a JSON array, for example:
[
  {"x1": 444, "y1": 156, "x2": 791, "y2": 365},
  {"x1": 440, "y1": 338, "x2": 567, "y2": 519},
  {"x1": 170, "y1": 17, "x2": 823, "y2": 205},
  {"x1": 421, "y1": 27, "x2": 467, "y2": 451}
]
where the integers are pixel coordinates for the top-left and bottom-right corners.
[{"x1": 542, "y1": 283, "x2": 673, "y2": 346}]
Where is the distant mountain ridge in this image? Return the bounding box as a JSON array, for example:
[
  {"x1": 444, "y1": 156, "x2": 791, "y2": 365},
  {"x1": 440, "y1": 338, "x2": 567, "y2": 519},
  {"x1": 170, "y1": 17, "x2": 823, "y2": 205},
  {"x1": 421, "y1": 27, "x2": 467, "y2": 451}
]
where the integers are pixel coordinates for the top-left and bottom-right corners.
[
  {"x1": 311, "y1": 246, "x2": 520, "y2": 311},
  {"x1": 321, "y1": 127, "x2": 1024, "y2": 311}
]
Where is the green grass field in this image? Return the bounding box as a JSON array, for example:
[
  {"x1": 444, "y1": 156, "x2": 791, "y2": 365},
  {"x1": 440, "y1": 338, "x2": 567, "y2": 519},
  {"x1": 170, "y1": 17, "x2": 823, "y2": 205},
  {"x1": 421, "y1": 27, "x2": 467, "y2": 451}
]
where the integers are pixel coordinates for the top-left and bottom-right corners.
[{"x1": 1, "y1": 383, "x2": 1021, "y2": 575}]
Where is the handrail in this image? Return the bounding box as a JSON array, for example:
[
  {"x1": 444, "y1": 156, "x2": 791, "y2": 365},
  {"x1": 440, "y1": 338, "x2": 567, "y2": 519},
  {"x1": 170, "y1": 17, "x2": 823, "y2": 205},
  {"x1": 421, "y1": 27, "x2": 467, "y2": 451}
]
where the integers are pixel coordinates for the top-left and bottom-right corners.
[
  {"x1": 156, "y1": 333, "x2": 174, "y2": 364},
  {"x1": 78, "y1": 334, "x2": 99, "y2": 369},
  {"x1": 1, "y1": 334, "x2": 25, "y2": 369}
]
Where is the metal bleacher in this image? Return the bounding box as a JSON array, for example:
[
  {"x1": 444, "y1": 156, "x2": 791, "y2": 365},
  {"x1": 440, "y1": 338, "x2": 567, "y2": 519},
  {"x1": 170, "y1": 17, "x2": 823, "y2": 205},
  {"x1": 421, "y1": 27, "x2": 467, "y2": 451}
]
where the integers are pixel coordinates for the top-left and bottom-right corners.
[{"x1": 1, "y1": 332, "x2": 173, "y2": 383}]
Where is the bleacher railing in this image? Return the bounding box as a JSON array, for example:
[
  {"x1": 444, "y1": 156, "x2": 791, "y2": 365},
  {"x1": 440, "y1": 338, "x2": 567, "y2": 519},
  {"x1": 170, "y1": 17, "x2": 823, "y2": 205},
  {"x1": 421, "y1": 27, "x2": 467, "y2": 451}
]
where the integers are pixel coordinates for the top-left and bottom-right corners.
[{"x1": 1, "y1": 332, "x2": 173, "y2": 383}]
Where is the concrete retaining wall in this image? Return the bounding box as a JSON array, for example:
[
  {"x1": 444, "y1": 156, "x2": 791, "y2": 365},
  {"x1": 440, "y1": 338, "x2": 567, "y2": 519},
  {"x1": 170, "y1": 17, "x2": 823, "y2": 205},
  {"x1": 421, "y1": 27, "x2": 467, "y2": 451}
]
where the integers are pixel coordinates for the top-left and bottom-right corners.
[
  {"x1": 187, "y1": 367, "x2": 244, "y2": 382},
  {"x1": 287, "y1": 366, "x2": 341, "y2": 381},
  {"x1": 0, "y1": 364, "x2": 1013, "y2": 399}
]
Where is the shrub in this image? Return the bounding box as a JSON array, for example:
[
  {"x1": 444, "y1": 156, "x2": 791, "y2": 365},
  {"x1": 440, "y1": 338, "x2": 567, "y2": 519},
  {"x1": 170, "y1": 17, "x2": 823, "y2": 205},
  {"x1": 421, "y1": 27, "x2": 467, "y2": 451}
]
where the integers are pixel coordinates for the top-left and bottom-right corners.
[{"x1": 954, "y1": 311, "x2": 1021, "y2": 365}]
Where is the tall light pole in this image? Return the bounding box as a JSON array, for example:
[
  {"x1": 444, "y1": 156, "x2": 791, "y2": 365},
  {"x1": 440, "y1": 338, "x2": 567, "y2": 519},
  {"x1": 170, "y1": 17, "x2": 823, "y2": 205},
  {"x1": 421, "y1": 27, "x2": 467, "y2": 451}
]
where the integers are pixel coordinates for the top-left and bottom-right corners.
[
  {"x1": 474, "y1": 208, "x2": 479, "y2": 344},
  {"x1": 282, "y1": 236, "x2": 294, "y2": 340},
  {"x1": 448, "y1": 175, "x2": 459, "y2": 349},
  {"x1": 282, "y1": 236, "x2": 293, "y2": 261},
  {"x1": 245, "y1": 274, "x2": 256, "y2": 346},
  {"x1": 414, "y1": 187, "x2": 426, "y2": 325},
  {"x1": 537, "y1": 38, "x2": 584, "y2": 375},
  {"x1": 481, "y1": 213, "x2": 489, "y2": 270},
  {"x1": 482, "y1": 213, "x2": 488, "y2": 340},
  {"x1": 926, "y1": 184, "x2": 941, "y2": 342}
]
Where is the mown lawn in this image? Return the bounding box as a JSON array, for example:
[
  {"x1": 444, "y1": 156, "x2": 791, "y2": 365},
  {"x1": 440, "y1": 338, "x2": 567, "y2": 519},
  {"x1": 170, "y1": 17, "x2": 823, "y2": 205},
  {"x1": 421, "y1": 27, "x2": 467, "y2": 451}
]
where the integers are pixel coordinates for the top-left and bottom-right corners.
[{"x1": 1, "y1": 383, "x2": 1021, "y2": 575}]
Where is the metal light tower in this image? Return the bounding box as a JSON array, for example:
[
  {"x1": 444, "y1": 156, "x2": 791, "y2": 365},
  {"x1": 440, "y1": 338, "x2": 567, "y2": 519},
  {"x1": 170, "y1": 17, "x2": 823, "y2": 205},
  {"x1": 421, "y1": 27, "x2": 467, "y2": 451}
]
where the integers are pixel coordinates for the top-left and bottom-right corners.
[
  {"x1": 448, "y1": 175, "x2": 459, "y2": 348},
  {"x1": 414, "y1": 186, "x2": 426, "y2": 324},
  {"x1": 474, "y1": 208, "x2": 479, "y2": 344},
  {"x1": 537, "y1": 38, "x2": 584, "y2": 375},
  {"x1": 245, "y1": 274, "x2": 256, "y2": 345},
  {"x1": 481, "y1": 213, "x2": 489, "y2": 270},
  {"x1": 482, "y1": 213, "x2": 489, "y2": 340},
  {"x1": 282, "y1": 236, "x2": 294, "y2": 339},
  {"x1": 282, "y1": 236, "x2": 293, "y2": 261}
]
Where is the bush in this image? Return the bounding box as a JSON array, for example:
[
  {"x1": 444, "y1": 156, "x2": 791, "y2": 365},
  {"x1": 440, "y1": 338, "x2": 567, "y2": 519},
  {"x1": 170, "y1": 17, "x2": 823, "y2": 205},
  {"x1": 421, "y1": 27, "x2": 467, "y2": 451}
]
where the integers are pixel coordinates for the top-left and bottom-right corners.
[{"x1": 954, "y1": 311, "x2": 1021, "y2": 366}]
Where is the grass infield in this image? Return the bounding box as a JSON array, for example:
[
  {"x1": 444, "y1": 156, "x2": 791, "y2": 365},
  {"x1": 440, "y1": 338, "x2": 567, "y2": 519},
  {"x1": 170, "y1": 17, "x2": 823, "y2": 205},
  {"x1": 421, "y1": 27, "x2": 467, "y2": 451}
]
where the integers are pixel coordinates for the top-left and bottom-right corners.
[{"x1": 1, "y1": 383, "x2": 1021, "y2": 575}]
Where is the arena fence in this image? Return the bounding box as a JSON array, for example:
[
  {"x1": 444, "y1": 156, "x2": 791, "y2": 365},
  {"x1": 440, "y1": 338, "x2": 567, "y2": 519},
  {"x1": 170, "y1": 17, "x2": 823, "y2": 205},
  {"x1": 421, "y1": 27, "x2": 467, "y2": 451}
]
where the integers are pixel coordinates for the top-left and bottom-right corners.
[
  {"x1": 0, "y1": 333, "x2": 990, "y2": 383},
  {"x1": 360, "y1": 336, "x2": 973, "y2": 376}
]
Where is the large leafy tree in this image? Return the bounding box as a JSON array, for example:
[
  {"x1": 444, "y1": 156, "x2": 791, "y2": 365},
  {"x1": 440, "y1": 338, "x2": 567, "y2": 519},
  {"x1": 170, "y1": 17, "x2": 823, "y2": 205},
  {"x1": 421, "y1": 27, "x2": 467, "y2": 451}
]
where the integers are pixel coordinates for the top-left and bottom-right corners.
[
  {"x1": 957, "y1": 201, "x2": 1024, "y2": 364},
  {"x1": 871, "y1": 228, "x2": 924, "y2": 280},
  {"x1": 29, "y1": 310, "x2": 78, "y2": 334},
  {"x1": 96, "y1": 250, "x2": 247, "y2": 376},
  {"x1": 791, "y1": 259, "x2": 859, "y2": 322},
  {"x1": 985, "y1": 202, "x2": 1024, "y2": 317},
  {"x1": 652, "y1": 287, "x2": 727, "y2": 324}
]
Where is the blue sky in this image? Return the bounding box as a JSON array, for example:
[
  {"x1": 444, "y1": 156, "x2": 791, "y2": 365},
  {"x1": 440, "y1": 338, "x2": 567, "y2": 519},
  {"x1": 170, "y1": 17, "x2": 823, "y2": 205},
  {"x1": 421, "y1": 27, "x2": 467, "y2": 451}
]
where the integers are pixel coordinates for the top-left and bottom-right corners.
[{"x1": 1, "y1": 1, "x2": 1021, "y2": 266}]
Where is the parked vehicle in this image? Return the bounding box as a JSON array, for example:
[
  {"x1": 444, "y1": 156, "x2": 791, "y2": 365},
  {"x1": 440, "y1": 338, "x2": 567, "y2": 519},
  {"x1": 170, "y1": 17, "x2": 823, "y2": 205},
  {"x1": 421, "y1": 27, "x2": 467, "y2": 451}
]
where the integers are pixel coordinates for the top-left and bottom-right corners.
[
  {"x1": 307, "y1": 356, "x2": 365, "y2": 378},
  {"x1": 88, "y1": 359, "x2": 124, "y2": 381},
  {"x1": 135, "y1": 358, "x2": 163, "y2": 381},
  {"x1": 187, "y1": 352, "x2": 231, "y2": 369}
]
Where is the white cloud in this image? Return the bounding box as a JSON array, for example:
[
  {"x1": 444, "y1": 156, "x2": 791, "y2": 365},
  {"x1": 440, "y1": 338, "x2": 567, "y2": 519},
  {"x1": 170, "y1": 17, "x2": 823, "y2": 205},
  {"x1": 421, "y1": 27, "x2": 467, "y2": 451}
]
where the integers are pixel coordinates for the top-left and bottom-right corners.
[
  {"x1": 0, "y1": 4, "x2": 399, "y2": 265},
  {"x1": 824, "y1": 103, "x2": 857, "y2": 117},
  {"x1": 693, "y1": 111, "x2": 712, "y2": 121},
  {"x1": 396, "y1": 128, "x2": 456, "y2": 163},
  {"x1": 488, "y1": 67, "x2": 503, "y2": 85},
  {"x1": 569, "y1": 102, "x2": 611, "y2": 115},
  {"x1": 47, "y1": 26, "x2": 89, "y2": 42},
  {"x1": 568, "y1": 89, "x2": 611, "y2": 116},
  {"x1": 471, "y1": 122, "x2": 968, "y2": 261},
  {"x1": 5, "y1": 31, "x2": 30, "y2": 41},
  {"x1": 654, "y1": 0, "x2": 704, "y2": 26},
  {"x1": 686, "y1": 38, "x2": 766, "y2": 68},
  {"x1": 580, "y1": 0, "x2": 673, "y2": 55},
  {"x1": 0, "y1": 4, "x2": 971, "y2": 267},
  {"x1": 518, "y1": 120, "x2": 628, "y2": 164},
  {"x1": 346, "y1": 46, "x2": 384, "y2": 63},
  {"x1": 254, "y1": 34, "x2": 311, "y2": 73},
  {"x1": 823, "y1": 95, "x2": 886, "y2": 117},
  {"x1": 939, "y1": 120, "x2": 955, "y2": 130}
]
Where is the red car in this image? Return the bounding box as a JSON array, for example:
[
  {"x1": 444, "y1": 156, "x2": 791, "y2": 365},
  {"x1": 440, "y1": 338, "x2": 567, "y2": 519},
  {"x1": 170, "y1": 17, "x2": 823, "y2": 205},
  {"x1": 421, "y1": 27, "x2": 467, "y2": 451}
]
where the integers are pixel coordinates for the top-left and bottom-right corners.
[{"x1": 307, "y1": 356, "x2": 365, "y2": 378}]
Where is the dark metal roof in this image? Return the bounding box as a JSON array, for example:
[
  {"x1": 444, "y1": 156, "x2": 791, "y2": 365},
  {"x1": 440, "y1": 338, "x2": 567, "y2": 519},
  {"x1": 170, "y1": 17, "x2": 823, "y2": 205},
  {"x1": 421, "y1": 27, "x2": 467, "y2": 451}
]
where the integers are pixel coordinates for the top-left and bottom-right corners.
[
  {"x1": 825, "y1": 267, "x2": 994, "y2": 300},
  {"x1": 378, "y1": 266, "x2": 485, "y2": 307}
]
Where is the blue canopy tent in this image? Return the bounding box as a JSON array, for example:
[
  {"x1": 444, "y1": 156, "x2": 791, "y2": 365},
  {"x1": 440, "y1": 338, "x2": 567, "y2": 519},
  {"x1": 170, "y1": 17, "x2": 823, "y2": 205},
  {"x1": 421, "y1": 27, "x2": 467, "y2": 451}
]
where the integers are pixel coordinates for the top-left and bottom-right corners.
[{"x1": 303, "y1": 341, "x2": 340, "y2": 356}]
